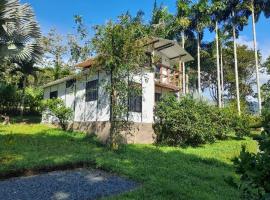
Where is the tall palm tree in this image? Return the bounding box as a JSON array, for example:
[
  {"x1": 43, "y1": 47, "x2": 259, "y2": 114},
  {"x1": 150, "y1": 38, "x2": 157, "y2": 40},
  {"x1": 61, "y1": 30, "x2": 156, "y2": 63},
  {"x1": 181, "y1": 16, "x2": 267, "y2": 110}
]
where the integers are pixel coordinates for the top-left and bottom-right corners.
[
  {"x1": 176, "y1": 0, "x2": 192, "y2": 95},
  {"x1": 210, "y1": 0, "x2": 226, "y2": 108},
  {"x1": 226, "y1": 0, "x2": 249, "y2": 115},
  {"x1": 191, "y1": 0, "x2": 210, "y2": 94},
  {"x1": 0, "y1": 0, "x2": 42, "y2": 62},
  {"x1": 219, "y1": 29, "x2": 230, "y2": 107},
  {"x1": 243, "y1": 0, "x2": 268, "y2": 114}
]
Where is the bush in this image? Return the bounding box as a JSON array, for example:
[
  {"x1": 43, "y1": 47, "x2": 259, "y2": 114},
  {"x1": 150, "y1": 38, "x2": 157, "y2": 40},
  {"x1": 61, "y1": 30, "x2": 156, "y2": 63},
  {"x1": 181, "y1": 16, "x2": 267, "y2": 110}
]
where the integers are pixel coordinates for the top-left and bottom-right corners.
[
  {"x1": 154, "y1": 95, "x2": 216, "y2": 146},
  {"x1": 24, "y1": 87, "x2": 43, "y2": 113},
  {"x1": 154, "y1": 95, "x2": 251, "y2": 146},
  {"x1": 248, "y1": 115, "x2": 263, "y2": 129},
  {"x1": 234, "y1": 104, "x2": 270, "y2": 199},
  {"x1": 41, "y1": 98, "x2": 73, "y2": 130}
]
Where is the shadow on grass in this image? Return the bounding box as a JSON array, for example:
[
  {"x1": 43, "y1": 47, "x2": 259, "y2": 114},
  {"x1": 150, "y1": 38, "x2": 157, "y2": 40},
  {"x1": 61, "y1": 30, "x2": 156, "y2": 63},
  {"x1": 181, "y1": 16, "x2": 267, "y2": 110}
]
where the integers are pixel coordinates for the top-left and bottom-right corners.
[
  {"x1": 10, "y1": 115, "x2": 42, "y2": 124},
  {"x1": 0, "y1": 126, "x2": 242, "y2": 199},
  {"x1": 98, "y1": 144, "x2": 241, "y2": 200}
]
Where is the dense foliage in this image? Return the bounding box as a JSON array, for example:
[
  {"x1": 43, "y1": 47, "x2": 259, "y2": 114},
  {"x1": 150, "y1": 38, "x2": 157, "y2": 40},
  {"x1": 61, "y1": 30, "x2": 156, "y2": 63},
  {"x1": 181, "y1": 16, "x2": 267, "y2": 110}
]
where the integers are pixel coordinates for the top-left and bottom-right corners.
[
  {"x1": 41, "y1": 98, "x2": 73, "y2": 130},
  {"x1": 234, "y1": 99, "x2": 270, "y2": 200},
  {"x1": 0, "y1": 82, "x2": 42, "y2": 115},
  {"x1": 154, "y1": 95, "x2": 250, "y2": 146},
  {"x1": 91, "y1": 13, "x2": 148, "y2": 148}
]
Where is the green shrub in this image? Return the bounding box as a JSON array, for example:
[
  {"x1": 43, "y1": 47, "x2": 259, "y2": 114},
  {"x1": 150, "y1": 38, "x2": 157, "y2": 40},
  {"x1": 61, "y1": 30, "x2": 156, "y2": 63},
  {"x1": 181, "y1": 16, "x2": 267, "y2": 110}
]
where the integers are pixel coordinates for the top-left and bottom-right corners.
[
  {"x1": 154, "y1": 95, "x2": 216, "y2": 146},
  {"x1": 234, "y1": 112, "x2": 270, "y2": 199},
  {"x1": 248, "y1": 115, "x2": 263, "y2": 129},
  {"x1": 219, "y1": 105, "x2": 251, "y2": 138},
  {"x1": 41, "y1": 98, "x2": 73, "y2": 130},
  {"x1": 154, "y1": 95, "x2": 251, "y2": 146}
]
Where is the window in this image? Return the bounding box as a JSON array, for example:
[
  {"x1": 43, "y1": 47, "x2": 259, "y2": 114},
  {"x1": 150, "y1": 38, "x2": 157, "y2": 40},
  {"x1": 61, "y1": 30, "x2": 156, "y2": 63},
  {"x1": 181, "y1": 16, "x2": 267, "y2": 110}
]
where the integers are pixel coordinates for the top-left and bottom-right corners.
[
  {"x1": 128, "y1": 82, "x2": 142, "y2": 112},
  {"x1": 66, "y1": 79, "x2": 75, "y2": 88},
  {"x1": 155, "y1": 93, "x2": 162, "y2": 102},
  {"x1": 50, "y1": 91, "x2": 58, "y2": 99},
  {"x1": 86, "y1": 80, "x2": 98, "y2": 102}
]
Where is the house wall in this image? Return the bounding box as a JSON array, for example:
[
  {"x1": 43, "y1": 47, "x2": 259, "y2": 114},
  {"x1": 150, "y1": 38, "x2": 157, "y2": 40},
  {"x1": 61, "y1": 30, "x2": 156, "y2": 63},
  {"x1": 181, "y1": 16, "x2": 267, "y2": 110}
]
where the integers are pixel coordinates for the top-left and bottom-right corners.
[
  {"x1": 43, "y1": 69, "x2": 154, "y2": 124},
  {"x1": 42, "y1": 69, "x2": 155, "y2": 143}
]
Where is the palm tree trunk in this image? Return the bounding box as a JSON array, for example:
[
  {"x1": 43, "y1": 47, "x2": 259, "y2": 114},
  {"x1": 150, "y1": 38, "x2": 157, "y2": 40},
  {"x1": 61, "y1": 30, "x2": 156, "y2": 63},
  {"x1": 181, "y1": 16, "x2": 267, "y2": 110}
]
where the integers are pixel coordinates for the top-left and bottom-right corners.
[
  {"x1": 232, "y1": 11, "x2": 241, "y2": 115},
  {"x1": 215, "y1": 21, "x2": 221, "y2": 108},
  {"x1": 197, "y1": 31, "x2": 201, "y2": 94},
  {"x1": 251, "y1": 4, "x2": 262, "y2": 114},
  {"x1": 220, "y1": 45, "x2": 224, "y2": 107},
  {"x1": 20, "y1": 75, "x2": 27, "y2": 117},
  {"x1": 181, "y1": 31, "x2": 186, "y2": 95}
]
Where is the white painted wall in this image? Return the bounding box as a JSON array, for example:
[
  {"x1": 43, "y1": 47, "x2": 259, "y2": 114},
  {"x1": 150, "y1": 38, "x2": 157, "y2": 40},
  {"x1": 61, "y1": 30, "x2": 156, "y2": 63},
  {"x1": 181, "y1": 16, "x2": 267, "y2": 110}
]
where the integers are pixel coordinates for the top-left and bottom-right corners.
[{"x1": 43, "y1": 69, "x2": 154, "y2": 124}]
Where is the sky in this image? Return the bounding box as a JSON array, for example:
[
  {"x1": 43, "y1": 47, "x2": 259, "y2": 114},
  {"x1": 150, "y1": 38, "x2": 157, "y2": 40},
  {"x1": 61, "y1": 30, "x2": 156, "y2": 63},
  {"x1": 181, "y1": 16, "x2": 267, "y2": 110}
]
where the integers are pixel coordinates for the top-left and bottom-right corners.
[{"x1": 22, "y1": 0, "x2": 270, "y2": 98}]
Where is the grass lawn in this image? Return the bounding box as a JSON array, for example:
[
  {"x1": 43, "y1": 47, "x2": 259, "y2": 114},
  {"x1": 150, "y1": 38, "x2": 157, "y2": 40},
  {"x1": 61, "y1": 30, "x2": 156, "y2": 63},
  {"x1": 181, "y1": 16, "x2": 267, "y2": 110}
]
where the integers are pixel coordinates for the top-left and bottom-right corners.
[{"x1": 0, "y1": 123, "x2": 258, "y2": 200}]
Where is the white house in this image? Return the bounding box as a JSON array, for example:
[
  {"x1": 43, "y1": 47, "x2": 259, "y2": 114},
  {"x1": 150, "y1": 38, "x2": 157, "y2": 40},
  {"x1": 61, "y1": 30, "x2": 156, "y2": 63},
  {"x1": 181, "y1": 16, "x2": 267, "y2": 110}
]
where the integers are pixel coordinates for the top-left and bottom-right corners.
[{"x1": 42, "y1": 38, "x2": 193, "y2": 144}]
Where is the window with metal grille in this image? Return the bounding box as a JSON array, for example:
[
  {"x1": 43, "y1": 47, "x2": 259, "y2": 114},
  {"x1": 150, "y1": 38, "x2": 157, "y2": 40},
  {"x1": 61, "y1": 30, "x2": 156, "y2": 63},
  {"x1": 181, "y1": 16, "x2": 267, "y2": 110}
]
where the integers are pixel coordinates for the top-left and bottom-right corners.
[
  {"x1": 50, "y1": 91, "x2": 58, "y2": 99},
  {"x1": 85, "y1": 80, "x2": 98, "y2": 102},
  {"x1": 128, "y1": 82, "x2": 142, "y2": 112},
  {"x1": 155, "y1": 93, "x2": 162, "y2": 102}
]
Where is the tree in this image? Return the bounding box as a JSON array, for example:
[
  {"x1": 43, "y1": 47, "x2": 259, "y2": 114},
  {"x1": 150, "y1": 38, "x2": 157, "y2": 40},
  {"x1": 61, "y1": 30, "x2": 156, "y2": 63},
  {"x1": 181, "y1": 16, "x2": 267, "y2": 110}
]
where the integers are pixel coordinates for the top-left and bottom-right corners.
[
  {"x1": 176, "y1": 0, "x2": 192, "y2": 94},
  {"x1": 261, "y1": 56, "x2": 270, "y2": 102},
  {"x1": 150, "y1": 2, "x2": 177, "y2": 39},
  {"x1": 41, "y1": 28, "x2": 69, "y2": 80},
  {"x1": 242, "y1": 0, "x2": 265, "y2": 115},
  {"x1": 222, "y1": 0, "x2": 249, "y2": 114},
  {"x1": 191, "y1": 0, "x2": 210, "y2": 94},
  {"x1": 210, "y1": 0, "x2": 226, "y2": 108},
  {"x1": 219, "y1": 28, "x2": 230, "y2": 106},
  {"x1": 92, "y1": 13, "x2": 147, "y2": 149},
  {"x1": 0, "y1": 0, "x2": 43, "y2": 116},
  {"x1": 0, "y1": 0, "x2": 42, "y2": 63},
  {"x1": 13, "y1": 60, "x2": 41, "y2": 116},
  {"x1": 201, "y1": 42, "x2": 258, "y2": 105},
  {"x1": 67, "y1": 15, "x2": 92, "y2": 65}
]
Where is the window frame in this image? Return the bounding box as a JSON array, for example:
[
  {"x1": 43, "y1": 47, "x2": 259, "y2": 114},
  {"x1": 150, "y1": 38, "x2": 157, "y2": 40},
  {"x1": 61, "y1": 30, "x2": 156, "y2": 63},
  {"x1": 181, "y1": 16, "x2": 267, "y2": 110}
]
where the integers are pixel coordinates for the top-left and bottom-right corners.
[
  {"x1": 85, "y1": 79, "x2": 98, "y2": 102},
  {"x1": 128, "y1": 82, "x2": 142, "y2": 113}
]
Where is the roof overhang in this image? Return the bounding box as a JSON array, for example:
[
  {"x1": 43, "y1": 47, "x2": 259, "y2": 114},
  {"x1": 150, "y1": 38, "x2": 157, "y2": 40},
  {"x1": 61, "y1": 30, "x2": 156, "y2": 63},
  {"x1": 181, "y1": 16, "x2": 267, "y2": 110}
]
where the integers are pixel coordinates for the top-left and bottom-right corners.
[
  {"x1": 145, "y1": 37, "x2": 194, "y2": 63},
  {"x1": 75, "y1": 58, "x2": 95, "y2": 68},
  {"x1": 43, "y1": 69, "x2": 90, "y2": 89}
]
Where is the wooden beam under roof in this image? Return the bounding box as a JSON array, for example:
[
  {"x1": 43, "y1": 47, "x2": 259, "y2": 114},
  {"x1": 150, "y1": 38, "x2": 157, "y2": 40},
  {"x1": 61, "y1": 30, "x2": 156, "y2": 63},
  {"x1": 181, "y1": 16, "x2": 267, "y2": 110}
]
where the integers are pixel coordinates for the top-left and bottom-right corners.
[
  {"x1": 154, "y1": 42, "x2": 174, "y2": 51},
  {"x1": 169, "y1": 54, "x2": 187, "y2": 60}
]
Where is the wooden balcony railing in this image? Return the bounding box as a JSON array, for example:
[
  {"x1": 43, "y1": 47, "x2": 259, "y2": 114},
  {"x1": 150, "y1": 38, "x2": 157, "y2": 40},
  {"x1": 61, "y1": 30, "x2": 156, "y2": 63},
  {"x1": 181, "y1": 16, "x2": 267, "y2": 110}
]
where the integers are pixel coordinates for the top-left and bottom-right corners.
[{"x1": 154, "y1": 63, "x2": 183, "y2": 91}]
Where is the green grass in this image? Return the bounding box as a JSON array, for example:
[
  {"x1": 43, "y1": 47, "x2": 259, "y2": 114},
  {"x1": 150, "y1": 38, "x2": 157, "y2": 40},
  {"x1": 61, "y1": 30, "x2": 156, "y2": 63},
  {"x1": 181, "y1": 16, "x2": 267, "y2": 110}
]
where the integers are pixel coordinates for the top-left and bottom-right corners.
[{"x1": 0, "y1": 123, "x2": 258, "y2": 200}]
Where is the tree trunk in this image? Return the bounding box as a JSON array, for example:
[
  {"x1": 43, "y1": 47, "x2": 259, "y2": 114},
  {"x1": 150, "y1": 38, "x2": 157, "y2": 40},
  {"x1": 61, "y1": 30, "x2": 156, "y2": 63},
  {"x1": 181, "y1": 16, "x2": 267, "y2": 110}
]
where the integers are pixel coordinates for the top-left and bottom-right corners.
[
  {"x1": 232, "y1": 11, "x2": 241, "y2": 115},
  {"x1": 181, "y1": 31, "x2": 186, "y2": 95},
  {"x1": 220, "y1": 45, "x2": 224, "y2": 107},
  {"x1": 197, "y1": 31, "x2": 201, "y2": 94},
  {"x1": 20, "y1": 75, "x2": 27, "y2": 117},
  {"x1": 215, "y1": 21, "x2": 221, "y2": 108},
  {"x1": 251, "y1": 4, "x2": 262, "y2": 114}
]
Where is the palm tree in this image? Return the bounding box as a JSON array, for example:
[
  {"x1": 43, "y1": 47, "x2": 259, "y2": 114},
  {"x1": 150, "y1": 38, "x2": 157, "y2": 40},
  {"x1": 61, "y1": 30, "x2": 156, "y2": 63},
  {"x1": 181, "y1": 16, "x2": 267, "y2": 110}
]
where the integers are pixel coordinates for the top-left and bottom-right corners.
[
  {"x1": 191, "y1": 0, "x2": 210, "y2": 94},
  {"x1": 226, "y1": 0, "x2": 249, "y2": 115},
  {"x1": 210, "y1": 1, "x2": 226, "y2": 108},
  {"x1": 0, "y1": 0, "x2": 42, "y2": 62},
  {"x1": 176, "y1": 0, "x2": 192, "y2": 95},
  {"x1": 219, "y1": 29, "x2": 230, "y2": 107},
  {"x1": 243, "y1": 0, "x2": 268, "y2": 114},
  {"x1": 0, "y1": 0, "x2": 43, "y2": 116}
]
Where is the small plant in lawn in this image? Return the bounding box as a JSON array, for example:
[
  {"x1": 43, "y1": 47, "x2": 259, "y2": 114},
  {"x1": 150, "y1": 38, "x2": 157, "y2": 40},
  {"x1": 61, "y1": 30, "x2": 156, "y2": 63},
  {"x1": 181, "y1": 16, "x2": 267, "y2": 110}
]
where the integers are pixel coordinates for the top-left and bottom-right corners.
[{"x1": 42, "y1": 98, "x2": 73, "y2": 130}]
